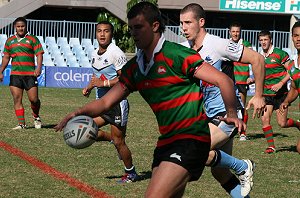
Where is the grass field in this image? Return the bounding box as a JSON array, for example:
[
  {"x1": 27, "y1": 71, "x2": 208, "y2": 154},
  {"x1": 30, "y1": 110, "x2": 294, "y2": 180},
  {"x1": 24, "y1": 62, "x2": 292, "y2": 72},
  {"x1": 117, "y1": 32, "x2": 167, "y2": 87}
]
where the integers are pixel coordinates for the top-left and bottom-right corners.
[{"x1": 0, "y1": 85, "x2": 299, "y2": 198}]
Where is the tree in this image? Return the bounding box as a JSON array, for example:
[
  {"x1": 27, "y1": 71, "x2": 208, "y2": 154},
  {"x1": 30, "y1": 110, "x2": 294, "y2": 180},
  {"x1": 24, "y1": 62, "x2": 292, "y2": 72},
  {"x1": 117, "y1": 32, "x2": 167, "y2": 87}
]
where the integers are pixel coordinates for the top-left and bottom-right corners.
[{"x1": 97, "y1": 0, "x2": 158, "y2": 53}]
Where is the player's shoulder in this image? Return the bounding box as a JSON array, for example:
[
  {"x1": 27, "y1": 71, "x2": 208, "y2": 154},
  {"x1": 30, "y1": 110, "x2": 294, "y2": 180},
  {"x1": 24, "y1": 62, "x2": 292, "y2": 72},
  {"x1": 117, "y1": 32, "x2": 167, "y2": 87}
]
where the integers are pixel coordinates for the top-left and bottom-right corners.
[
  {"x1": 273, "y1": 47, "x2": 288, "y2": 56},
  {"x1": 107, "y1": 43, "x2": 125, "y2": 53},
  {"x1": 242, "y1": 39, "x2": 252, "y2": 47},
  {"x1": 165, "y1": 40, "x2": 197, "y2": 56}
]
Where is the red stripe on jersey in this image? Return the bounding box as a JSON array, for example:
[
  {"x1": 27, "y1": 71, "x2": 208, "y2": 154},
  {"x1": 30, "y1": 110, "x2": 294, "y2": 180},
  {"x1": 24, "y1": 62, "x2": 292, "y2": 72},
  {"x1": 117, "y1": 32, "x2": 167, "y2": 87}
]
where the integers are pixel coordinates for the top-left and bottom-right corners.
[
  {"x1": 159, "y1": 113, "x2": 206, "y2": 134},
  {"x1": 26, "y1": 35, "x2": 37, "y2": 43},
  {"x1": 266, "y1": 63, "x2": 282, "y2": 69},
  {"x1": 234, "y1": 71, "x2": 249, "y2": 76},
  {"x1": 12, "y1": 62, "x2": 35, "y2": 66},
  {"x1": 265, "y1": 71, "x2": 286, "y2": 79},
  {"x1": 11, "y1": 71, "x2": 35, "y2": 75},
  {"x1": 269, "y1": 53, "x2": 281, "y2": 60},
  {"x1": 136, "y1": 76, "x2": 185, "y2": 90},
  {"x1": 157, "y1": 133, "x2": 211, "y2": 147},
  {"x1": 287, "y1": 61, "x2": 294, "y2": 70},
  {"x1": 291, "y1": 72, "x2": 300, "y2": 80},
  {"x1": 155, "y1": 52, "x2": 173, "y2": 67},
  {"x1": 14, "y1": 52, "x2": 34, "y2": 57},
  {"x1": 150, "y1": 92, "x2": 202, "y2": 112},
  {"x1": 11, "y1": 43, "x2": 33, "y2": 50},
  {"x1": 233, "y1": 62, "x2": 248, "y2": 67},
  {"x1": 182, "y1": 54, "x2": 202, "y2": 76}
]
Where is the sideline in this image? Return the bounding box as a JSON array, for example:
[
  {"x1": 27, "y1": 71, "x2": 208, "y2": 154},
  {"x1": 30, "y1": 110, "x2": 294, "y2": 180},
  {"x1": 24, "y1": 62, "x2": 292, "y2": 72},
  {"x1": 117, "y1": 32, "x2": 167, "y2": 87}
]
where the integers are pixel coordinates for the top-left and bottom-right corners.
[{"x1": 0, "y1": 141, "x2": 112, "y2": 198}]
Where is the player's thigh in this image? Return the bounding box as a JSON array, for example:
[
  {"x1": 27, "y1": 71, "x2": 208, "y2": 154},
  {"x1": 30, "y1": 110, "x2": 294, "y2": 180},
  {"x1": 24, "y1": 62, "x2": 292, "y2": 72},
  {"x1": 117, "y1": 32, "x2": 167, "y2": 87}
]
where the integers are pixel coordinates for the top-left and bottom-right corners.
[
  {"x1": 94, "y1": 116, "x2": 107, "y2": 127},
  {"x1": 9, "y1": 86, "x2": 24, "y2": 103},
  {"x1": 111, "y1": 124, "x2": 126, "y2": 142},
  {"x1": 296, "y1": 139, "x2": 300, "y2": 153},
  {"x1": 209, "y1": 123, "x2": 229, "y2": 149},
  {"x1": 146, "y1": 161, "x2": 190, "y2": 198}
]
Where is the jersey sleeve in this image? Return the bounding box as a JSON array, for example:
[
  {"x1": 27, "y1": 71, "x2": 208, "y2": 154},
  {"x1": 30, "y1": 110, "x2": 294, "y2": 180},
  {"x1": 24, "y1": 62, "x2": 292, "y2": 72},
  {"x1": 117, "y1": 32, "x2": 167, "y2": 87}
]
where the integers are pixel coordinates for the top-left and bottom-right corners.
[
  {"x1": 32, "y1": 35, "x2": 44, "y2": 56},
  {"x1": 113, "y1": 47, "x2": 128, "y2": 71},
  {"x1": 3, "y1": 39, "x2": 11, "y2": 56},
  {"x1": 281, "y1": 50, "x2": 290, "y2": 65},
  {"x1": 119, "y1": 58, "x2": 138, "y2": 93},
  {"x1": 216, "y1": 38, "x2": 243, "y2": 62}
]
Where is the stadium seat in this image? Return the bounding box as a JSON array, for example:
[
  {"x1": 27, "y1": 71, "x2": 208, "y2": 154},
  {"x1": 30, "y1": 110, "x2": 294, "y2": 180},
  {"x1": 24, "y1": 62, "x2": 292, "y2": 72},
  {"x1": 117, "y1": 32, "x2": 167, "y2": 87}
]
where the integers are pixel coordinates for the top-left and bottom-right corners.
[
  {"x1": 54, "y1": 56, "x2": 67, "y2": 67},
  {"x1": 67, "y1": 59, "x2": 80, "y2": 67},
  {"x1": 45, "y1": 36, "x2": 56, "y2": 47},
  {"x1": 282, "y1": 48, "x2": 292, "y2": 57},
  {"x1": 79, "y1": 56, "x2": 91, "y2": 67},
  {"x1": 43, "y1": 59, "x2": 55, "y2": 66},
  {"x1": 0, "y1": 34, "x2": 7, "y2": 43},
  {"x1": 60, "y1": 44, "x2": 72, "y2": 55},
  {"x1": 36, "y1": 36, "x2": 44, "y2": 44},
  {"x1": 85, "y1": 47, "x2": 94, "y2": 61},
  {"x1": 75, "y1": 51, "x2": 87, "y2": 61},
  {"x1": 93, "y1": 39, "x2": 99, "y2": 49},
  {"x1": 81, "y1": 38, "x2": 93, "y2": 49},
  {"x1": 69, "y1": 37, "x2": 80, "y2": 48},
  {"x1": 57, "y1": 37, "x2": 68, "y2": 48}
]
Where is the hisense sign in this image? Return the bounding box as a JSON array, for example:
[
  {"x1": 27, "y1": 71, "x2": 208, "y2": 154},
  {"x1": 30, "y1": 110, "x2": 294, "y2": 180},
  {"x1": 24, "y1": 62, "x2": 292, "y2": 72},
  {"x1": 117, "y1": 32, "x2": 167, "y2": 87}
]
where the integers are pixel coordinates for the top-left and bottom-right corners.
[{"x1": 220, "y1": 0, "x2": 285, "y2": 13}]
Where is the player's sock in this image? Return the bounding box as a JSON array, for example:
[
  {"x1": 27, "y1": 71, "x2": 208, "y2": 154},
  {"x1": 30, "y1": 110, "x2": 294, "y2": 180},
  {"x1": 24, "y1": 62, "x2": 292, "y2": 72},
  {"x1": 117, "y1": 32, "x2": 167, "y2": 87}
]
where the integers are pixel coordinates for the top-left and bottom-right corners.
[
  {"x1": 286, "y1": 118, "x2": 300, "y2": 129},
  {"x1": 240, "y1": 111, "x2": 249, "y2": 135},
  {"x1": 125, "y1": 165, "x2": 136, "y2": 174},
  {"x1": 31, "y1": 99, "x2": 41, "y2": 118},
  {"x1": 15, "y1": 108, "x2": 25, "y2": 125},
  {"x1": 221, "y1": 175, "x2": 247, "y2": 198},
  {"x1": 212, "y1": 150, "x2": 248, "y2": 174},
  {"x1": 263, "y1": 125, "x2": 275, "y2": 148}
]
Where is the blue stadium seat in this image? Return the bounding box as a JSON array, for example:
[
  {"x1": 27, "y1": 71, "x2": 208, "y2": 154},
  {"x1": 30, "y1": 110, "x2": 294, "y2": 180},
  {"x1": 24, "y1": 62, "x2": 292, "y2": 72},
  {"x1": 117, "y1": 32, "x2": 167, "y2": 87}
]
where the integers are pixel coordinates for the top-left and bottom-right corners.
[
  {"x1": 81, "y1": 38, "x2": 93, "y2": 49},
  {"x1": 79, "y1": 56, "x2": 91, "y2": 67},
  {"x1": 57, "y1": 37, "x2": 68, "y2": 48},
  {"x1": 69, "y1": 37, "x2": 80, "y2": 48},
  {"x1": 45, "y1": 36, "x2": 56, "y2": 47},
  {"x1": 93, "y1": 39, "x2": 99, "y2": 49}
]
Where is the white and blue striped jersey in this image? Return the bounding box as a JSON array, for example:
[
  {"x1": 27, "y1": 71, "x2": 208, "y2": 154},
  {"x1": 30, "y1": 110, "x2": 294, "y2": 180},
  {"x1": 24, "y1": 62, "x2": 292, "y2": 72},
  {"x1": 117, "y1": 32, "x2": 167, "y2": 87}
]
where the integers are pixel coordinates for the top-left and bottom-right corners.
[{"x1": 91, "y1": 42, "x2": 127, "y2": 99}]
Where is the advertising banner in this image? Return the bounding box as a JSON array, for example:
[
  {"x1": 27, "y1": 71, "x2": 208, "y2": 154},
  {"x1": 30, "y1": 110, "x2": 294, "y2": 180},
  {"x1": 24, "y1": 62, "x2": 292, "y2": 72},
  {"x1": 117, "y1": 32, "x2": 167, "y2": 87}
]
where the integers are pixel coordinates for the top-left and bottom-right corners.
[
  {"x1": 45, "y1": 66, "x2": 93, "y2": 88},
  {"x1": 219, "y1": 0, "x2": 300, "y2": 14},
  {"x1": 0, "y1": 65, "x2": 46, "y2": 86}
]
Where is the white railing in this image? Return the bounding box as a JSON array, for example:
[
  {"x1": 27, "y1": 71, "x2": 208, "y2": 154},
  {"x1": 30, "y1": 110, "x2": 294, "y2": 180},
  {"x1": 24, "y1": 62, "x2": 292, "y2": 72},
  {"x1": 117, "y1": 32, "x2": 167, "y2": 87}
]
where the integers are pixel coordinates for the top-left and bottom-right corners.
[{"x1": 0, "y1": 18, "x2": 291, "y2": 50}]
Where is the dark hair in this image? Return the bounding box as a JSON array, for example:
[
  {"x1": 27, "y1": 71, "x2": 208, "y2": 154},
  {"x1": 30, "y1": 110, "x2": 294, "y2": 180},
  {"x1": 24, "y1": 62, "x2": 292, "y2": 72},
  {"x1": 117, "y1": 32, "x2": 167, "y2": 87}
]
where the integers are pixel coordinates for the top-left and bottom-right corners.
[
  {"x1": 127, "y1": 1, "x2": 165, "y2": 33},
  {"x1": 229, "y1": 21, "x2": 242, "y2": 30},
  {"x1": 97, "y1": 21, "x2": 114, "y2": 34},
  {"x1": 13, "y1": 17, "x2": 27, "y2": 26},
  {"x1": 258, "y1": 30, "x2": 272, "y2": 39},
  {"x1": 180, "y1": 3, "x2": 206, "y2": 21},
  {"x1": 292, "y1": 21, "x2": 300, "y2": 34}
]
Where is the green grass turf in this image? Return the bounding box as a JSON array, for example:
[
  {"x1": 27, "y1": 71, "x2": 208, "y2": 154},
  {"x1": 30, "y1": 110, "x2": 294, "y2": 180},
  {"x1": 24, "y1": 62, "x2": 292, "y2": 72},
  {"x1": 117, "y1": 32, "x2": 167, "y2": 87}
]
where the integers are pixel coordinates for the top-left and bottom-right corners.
[{"x1": 0, "y1": 86, "x2": 299, "y2": 197}]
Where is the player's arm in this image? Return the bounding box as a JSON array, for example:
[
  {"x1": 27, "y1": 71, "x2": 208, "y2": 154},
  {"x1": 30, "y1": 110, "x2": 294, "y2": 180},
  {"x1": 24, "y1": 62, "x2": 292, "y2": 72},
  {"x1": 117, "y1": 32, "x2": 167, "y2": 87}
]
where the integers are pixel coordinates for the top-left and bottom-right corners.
[
  {"x1": 194, "y1": 62, "x2": 246, "y2": 132},
  {"x1": 240, "y1": 47, "x2": 266, "y2": 118},
  {"x1": 0, "y1": 53, "x2": 10, "y2": 82},
  {"x1": 34, "y1": 53, "x2": 43, "y2": 77},
  {"x1": 55, "y1": 82, "x2": 129, "y2": 131},
  {"x1": 279, "y1": 80, "x2": 298, "y2": 113}
]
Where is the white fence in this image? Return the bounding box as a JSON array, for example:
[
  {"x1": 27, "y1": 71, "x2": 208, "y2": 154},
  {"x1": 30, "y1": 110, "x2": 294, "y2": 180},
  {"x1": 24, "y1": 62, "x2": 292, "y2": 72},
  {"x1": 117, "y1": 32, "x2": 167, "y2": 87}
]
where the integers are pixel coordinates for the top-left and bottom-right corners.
[{"x1": 0, "y1": 18, "x2": 291, "y2": 50}]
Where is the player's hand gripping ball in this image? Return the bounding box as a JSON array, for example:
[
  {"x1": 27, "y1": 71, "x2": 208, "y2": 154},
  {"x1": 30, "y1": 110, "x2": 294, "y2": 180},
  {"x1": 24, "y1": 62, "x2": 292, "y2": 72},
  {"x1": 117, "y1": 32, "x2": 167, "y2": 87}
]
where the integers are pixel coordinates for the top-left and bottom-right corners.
[{"x1": 63, "y1": 115, "x2": 98, "y2": 149}]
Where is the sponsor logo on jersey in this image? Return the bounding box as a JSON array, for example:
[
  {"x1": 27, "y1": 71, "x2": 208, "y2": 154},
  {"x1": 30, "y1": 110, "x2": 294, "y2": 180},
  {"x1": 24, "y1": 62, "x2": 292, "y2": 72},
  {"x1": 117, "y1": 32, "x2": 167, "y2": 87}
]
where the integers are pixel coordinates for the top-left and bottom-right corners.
[
  {"x1": 170, "y1": 153, "x2": 182, "y2": 161},
  {"x1": 157, "y1": 66, "x2": 166, "y2": 74},
  {"x1": 226, "y1": 41, "x2": 239, "y2": 53},
  {"x1": 26, "y1": 40, "x2": 30, "y2": 43},
  {"x1": 270, "y1": 58, "x2": 276, "y2": 63}
]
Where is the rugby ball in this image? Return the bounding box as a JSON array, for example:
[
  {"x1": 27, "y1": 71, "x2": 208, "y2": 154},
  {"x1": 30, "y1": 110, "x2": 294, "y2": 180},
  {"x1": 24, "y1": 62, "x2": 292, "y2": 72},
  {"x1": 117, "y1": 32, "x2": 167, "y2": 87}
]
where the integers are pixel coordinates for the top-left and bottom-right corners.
[{"x1": 63, "y1": 115, "x2": 99, "y2": 149}]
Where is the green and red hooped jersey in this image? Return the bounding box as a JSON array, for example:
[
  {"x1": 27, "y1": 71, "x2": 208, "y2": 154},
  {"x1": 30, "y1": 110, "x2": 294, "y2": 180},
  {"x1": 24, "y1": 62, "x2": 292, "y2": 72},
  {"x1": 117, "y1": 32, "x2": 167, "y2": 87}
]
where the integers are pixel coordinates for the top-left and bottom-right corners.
[
  {"x1": 263, "y1": 47, "x2": 289, "y2": 96},
  {"x1": 233, "y1": 40, "x2": 252, "y2": 85},
  {"x1": 119, "y1": 41, "x2": 211, "y2": 147},
  {"x1": 3, "y1": 33, "x2": 44, "y2": 75},
  {"x1": 287, "y1": 60, "x2": 300, "y2": 101}
]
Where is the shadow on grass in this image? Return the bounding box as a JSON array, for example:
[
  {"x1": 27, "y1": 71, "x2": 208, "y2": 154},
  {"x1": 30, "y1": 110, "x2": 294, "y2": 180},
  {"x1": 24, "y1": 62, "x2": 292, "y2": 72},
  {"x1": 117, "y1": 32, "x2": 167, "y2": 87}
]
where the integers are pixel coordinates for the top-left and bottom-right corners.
[
  {"x1": 246, "y1": 133, "x2": 289, "y2": 140},
  {"x1": 277, "y1": 145, "x2": 297, "y2": 153},
  {"x1": 105, "y1": 171, "x2": 152, "y2": 182},
  {"x1": 42, "y1": 124, "x2": 57, "y2": 129}
]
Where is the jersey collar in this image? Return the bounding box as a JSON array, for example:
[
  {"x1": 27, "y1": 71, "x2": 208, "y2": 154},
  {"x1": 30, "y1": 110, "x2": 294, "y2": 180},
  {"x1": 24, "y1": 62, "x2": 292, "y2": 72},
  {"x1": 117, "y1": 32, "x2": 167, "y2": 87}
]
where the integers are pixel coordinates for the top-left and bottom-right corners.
[{"x1": 136, "y1": 34, "x2": 166, "y2": 75}]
